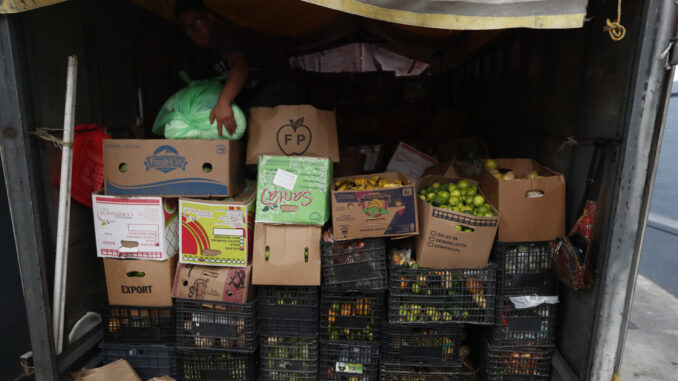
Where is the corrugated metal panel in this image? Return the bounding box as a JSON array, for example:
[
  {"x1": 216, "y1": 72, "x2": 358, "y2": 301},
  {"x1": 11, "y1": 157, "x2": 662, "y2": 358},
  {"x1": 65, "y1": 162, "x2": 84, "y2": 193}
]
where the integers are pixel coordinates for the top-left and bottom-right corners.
[{"x1": 0, "y1": 0, "x2": 67, "y2": 14}]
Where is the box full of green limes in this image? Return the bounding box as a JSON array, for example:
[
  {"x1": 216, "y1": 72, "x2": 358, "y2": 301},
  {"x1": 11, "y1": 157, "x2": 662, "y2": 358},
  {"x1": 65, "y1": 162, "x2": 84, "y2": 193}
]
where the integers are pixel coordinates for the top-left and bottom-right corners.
[
  {"x1": 256, "y1": 155, "x2": 332, "y2": 225},
  {"x1": 414, "y1": 175, "x2": 499, "y2": 269}
]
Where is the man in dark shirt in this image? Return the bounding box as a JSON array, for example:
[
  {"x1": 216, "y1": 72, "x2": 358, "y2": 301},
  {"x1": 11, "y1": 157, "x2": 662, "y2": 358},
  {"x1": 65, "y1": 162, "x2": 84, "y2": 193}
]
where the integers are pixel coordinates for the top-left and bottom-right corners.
[{"x1": 175, "y1": 0, "x2": 295, "y2": 136}]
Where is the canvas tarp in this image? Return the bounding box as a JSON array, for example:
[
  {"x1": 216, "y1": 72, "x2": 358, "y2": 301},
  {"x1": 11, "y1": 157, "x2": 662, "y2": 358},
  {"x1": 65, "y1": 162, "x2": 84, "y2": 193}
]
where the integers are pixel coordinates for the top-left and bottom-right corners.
[
  {"x1": 303, "y1": 0, "x2": 587, "y2": 29},
  {"x1": 0, "y1": 0, "x2": 67, "y2": 13}
]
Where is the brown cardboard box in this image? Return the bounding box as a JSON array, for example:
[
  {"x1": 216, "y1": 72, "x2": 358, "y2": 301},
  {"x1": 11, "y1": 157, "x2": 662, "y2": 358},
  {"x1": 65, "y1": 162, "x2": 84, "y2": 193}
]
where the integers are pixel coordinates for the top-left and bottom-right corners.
[
  {"x1": 172, "y1": 263, "x2": 253, "y2": 303},
  {"x1": 415, "y1": 176, "x2": 499, "y2": 269},
  {"x1": 72, "y1": 359, "x2": 141, "y2": 381},
  {"x1": 422, "y1": 160, "x2": 461, "y2": 178},
  {"x1": 252, "y1": 223, "x2": 321, "y2": 285},
  {"x1": 103, "y1": 256, "x2": 177, "y2": 307},
  {"x1": 331, "y1": 172, "x2": 419, "y2": 241},
  {"x1": 103, "y1": 139, "x2": 245, "y2": 197},
  {"x1": 479, "y1": 158, "x2": 566, "y2": 242},
  {"x1": 246, "y1": 105, "x2": 340, "y2": 164}
]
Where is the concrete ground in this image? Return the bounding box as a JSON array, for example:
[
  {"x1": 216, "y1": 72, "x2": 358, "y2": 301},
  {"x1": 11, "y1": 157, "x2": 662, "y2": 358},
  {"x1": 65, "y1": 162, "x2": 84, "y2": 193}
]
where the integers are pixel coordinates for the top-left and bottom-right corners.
[{"x1": 619, "y1": 275, "x2": 678, "y2": 380}]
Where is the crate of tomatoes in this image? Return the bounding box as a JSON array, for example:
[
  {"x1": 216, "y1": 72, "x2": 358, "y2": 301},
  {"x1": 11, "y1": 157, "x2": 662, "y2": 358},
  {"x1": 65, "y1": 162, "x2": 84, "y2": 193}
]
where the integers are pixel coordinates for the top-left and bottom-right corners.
[
  {"x1": 321, "y1": 233, "x2": 387, "y2": 290},
  {"x1": 320, "y1": 289, "x2": 385, "y2": 343},
  {"x1": 482, "y1": 340, "x2": 553, "y2": 381}
]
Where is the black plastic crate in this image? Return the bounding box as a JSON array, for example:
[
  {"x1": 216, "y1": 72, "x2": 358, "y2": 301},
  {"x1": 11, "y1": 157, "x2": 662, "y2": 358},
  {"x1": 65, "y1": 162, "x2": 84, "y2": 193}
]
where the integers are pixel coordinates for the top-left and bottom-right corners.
[
  {"x1": 103, "y1": 305, "x2": 175, "y2": 343},
  {"x1": 321, "y1": 238, "x2": 387, "y2": 290},
  {"x1": 100, "y1": 342, "x2": 176, "y2": 379},
  {"x1": 259, "y1": 286, "x2": 319, "y2": 336},
  {"x1": 482, "y1": 341, "x2": 553, "y2": 381},
  {"x1": 382, "y1": 322, "x2": 463, "y2": 364},
  {"x1": 176, "y1": 349, "x2": 257, "y2": 381},
  {"x1": 260, "y1": 335, "x2": 318, "y2": 380},
  {"x1": 388, "y1": 264, "x2": 496, "y2": 325},
  {"x1": 491, "y1": 297, "x2": 557, "y2": 347},
  {"x1": 380, "y1": 362, "x2": 462, "y2": 381},
  {"x1": 319, "y1": 341, "x2": 380, "y2": 381},
  {"x1": 176, "y1": 299, "x2": 258, "y2": 353},
  {"x1": 320, "y1": 289, "x2": 385, "y2": 343},
  {"x1": 493, "y1": 241, "x2": 558, "y2": 296}
]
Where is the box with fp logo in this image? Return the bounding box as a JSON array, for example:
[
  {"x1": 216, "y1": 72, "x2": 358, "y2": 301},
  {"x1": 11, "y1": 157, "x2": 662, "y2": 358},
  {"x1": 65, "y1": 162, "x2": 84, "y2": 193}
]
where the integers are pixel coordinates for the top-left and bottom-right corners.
[
  {"x1": 103, "y1": 139, "x2": 245, "y2": 197},
  {"x1": 246, "y1": 105, "x2": 340, "y2": 164}
]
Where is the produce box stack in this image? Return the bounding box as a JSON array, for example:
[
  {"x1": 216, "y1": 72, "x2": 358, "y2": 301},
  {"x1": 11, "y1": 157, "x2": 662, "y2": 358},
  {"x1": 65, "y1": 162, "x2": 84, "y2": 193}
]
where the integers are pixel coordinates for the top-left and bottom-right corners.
[
  {"x1": 478, "y1": 159, "x2": 565, "y2": 380},
  {"x1": 321, "y1": 173, "x2": 419, "y2": 381},
  {"x1": 251, "y1": 154, "x2": 334, "y2": 380},
  {"x1": 172, "y1": 182, "x2": 259, "y2": 381},
  {"x1": 382, "y1": 176, "x2": 501, "y2": 380},
  {"x1": 97, "y1": 136, "x2": 257, "y2": 380}
]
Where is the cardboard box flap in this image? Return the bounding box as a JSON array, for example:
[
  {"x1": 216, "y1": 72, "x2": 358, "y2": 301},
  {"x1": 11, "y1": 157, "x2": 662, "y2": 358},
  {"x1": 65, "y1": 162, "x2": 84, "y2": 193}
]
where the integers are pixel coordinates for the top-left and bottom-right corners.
[
  {"x1": 247, "y1": 105, "x2": 340, "y2": 164},
  {"x1": 72, "y1": 359, "x2": 142, "y2": 381},
  {"x1": 252, "y1": 223, "x2": 321, "y2": 285}
]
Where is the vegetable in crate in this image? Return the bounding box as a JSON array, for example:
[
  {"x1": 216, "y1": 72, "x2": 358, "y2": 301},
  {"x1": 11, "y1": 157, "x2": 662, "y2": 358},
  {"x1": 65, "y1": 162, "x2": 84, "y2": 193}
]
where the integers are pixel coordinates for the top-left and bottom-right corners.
[{"x1": 418, "y1": 180, "x2": 494, "y2": 219}]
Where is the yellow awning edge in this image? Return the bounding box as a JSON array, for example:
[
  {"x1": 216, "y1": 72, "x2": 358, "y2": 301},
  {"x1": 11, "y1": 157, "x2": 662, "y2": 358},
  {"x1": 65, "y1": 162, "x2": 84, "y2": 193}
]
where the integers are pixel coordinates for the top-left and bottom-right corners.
[
  {"x1": 0, "y1": 0, "x2": 68, "y2": 14},
  {"x1": 303, "y1": 0, "x2": 585, "y2": 30}
]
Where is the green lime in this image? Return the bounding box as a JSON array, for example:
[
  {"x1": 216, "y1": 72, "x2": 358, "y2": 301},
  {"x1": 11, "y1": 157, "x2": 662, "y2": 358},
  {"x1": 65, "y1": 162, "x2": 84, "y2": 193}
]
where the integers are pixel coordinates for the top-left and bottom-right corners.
[
  {"x1": 453, "y1": 206, "x2": 461, "y2": 212},
  {"x1": 465, "y1": 196, "x2": 474, "y2": 206},
  {"x1": 426, "y1": 192, "x2": 436, "y2": 200},
  {"x1": 467, "y1": 187, "x2": 478, "y2": 197},
  {"x1": 419, "y1": 189, "x2": 427, "y2": 196},
  {"x1": 432, "y1": 182, "x2": 441, "y2": 189},
  {"x1": 484, "y1": 212, "x2": 494, "y2": 217},
  {"x1": 457, "y1": 180, "x2": 470, "y2": 190},
  {"x1": 455, "y1": 225, "x2": 463, "y2": 231},
  {"x1": 448, "y1": 183, "x2": 457, "y2": 191},
  {"x1": 437, "y1": 190, "x2": 450, "y2": 199},
  {"x1": 473, "y1": 195, "x2": 485, "y2": 207},
  {"x1": 433, "y1": 195, "x2": 448, "y2": 206},
  {"x1": 463, "y1": 228, "x2": 473, "y2": 233},
  {"x1": 449, "y1": 196, "x2": 460, "y2": 206},
  {"x1": 450, "y1": 189, "x2": 461, "y2": 198},
  {"x1": 478, "y1": 204, "x2": 490, "y2": 214},
  {"x1": 410, "y1": 262, "x2": 419, "y2": 270}
]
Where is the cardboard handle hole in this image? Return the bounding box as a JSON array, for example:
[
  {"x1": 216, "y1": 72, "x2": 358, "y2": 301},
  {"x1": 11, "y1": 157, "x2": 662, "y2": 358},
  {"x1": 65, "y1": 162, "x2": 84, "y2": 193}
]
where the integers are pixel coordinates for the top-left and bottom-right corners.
[
  {"x1": 118, "y1": 163, "x2": 128, "y2": 173},
  {"x1": 367, "y1": 218, "x2": 385, "y2": 225},
  {"x1": 202, "y1": 163, "x2": 213, "y2": 173},
  {"x1": 202, "y1": 249, "x2": 220, "y2": 257},
  {"x1": 126, "y1": 271, "x2": 146, "y2": 278},
  {"x1": 183, "y1": 280, "x2": 189, "y2": 286},
  {"x1": 304, "y1": 248, "x2": 309, "y2": 263},
  {"x1": 120, "y1": 240, "x2": 139, "y2": 248},
  {"x1": 280, "y1": 205, "x2": 299, "y2": 212},
  {"x1": 265, "y1": 246, "x2": 270, "y2": 262},
  {"x1": 525, "y1": 190, "x2": 545, "y2": 198},
  {"x1": 456, "y1": 225, "x2": 474, "y2": 233},
  {"x1": 226, "y1": 290, "x2": 233, "y2": 296},
  {"x1": 202, "y1": 271, "x2": 219, "y2": 278}
]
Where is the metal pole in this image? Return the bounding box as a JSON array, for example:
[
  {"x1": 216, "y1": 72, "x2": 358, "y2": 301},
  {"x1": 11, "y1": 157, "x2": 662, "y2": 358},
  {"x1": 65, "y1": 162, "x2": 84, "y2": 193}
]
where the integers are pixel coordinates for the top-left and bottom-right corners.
[
  {"x1": 53, "y1": 55, "x2": 78, "y2": 355},
  {"x1": 0, "y1": 15, "x2": 57, "y2": 380}
]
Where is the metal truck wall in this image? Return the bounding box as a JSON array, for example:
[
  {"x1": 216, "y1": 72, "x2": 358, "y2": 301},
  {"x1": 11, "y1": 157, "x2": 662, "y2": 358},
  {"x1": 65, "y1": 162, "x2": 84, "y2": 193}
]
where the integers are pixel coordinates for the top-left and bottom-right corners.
[
  {"x1": 4, "y1": 0, "x2": 200, "y2": 376},
  {"x1": 434, "y1": 0, "x2": 662, "y2": 379}
]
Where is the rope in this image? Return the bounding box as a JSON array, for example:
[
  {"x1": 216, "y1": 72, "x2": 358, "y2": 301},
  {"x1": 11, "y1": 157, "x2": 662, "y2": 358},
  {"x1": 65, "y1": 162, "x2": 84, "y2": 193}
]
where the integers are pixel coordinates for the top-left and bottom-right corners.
[
  {"x1": 31, "y1": 127, "x2": 72, "y2": 148},
  {"x1": 605, "y1": 0, "x2": 626, "y2": 42}
]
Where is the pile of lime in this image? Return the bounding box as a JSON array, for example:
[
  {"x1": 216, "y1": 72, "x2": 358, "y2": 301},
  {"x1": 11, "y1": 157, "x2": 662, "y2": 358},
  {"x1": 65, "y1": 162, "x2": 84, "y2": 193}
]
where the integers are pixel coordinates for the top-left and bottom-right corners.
[{"x1": 418, "y1": 180, "x2": 495, "y2": 217}]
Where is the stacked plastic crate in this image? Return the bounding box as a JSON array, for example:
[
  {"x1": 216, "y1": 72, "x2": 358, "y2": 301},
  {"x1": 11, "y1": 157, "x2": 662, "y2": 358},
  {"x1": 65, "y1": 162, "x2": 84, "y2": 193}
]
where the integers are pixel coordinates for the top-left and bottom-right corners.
[
  {"x1": 319, "y1": 237, "x2": 387, "y2": 381},
  {"x1": 100, "y1": 305, "x2": 177, "y2": 379},
  {"x1": 258, "y1": 286, "x2": 320, "y2": 380},
  {"x1": 384, "y1": 256, "x2": 497, "y2": 380},
  {"x1": 482, "y1": 241, "x2": 558, "y2": 381}
]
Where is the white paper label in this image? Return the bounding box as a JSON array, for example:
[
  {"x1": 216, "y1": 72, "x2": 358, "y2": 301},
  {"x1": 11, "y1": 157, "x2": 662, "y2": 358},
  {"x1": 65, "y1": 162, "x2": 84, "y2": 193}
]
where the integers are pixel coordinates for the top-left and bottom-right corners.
[{"x1": 273, "y1": 168, "x2": 298, "y2": 191}]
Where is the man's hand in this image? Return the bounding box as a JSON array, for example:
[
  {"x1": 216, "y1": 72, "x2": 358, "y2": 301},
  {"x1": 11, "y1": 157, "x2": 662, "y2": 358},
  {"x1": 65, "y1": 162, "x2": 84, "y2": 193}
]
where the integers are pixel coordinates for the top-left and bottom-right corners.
[{"x1": 210, "y1": 100, "x2": 237, "y2": 136}]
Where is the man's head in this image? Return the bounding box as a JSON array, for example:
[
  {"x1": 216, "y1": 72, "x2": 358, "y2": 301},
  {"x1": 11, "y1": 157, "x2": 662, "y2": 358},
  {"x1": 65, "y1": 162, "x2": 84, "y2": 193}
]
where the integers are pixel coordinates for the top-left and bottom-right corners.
[{"x1": 175, "y1": 0, "x2": 214, "y2": 48}]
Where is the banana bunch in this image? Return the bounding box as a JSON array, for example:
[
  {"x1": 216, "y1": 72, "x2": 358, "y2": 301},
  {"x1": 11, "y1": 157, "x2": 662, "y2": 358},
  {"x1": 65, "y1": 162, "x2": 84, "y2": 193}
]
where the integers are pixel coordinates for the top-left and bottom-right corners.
[{"x1": 335, "y1": 175, "x2": 403, "y2": 191}]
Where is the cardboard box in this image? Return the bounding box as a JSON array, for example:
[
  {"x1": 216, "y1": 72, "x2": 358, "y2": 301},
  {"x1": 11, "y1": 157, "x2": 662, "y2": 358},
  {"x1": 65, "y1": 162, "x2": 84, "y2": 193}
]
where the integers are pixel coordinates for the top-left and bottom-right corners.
[
  {"x1": 386, "y1": 142, "x2": 437, "y2": 182},
  {"x1": 246, "y1": 105, "x2": 340, "y2": 164},
  {"x1": 415, "y1": 175, "x2": 499, "y2": 269},
  {"x1": 92, "y1": 192, "x2": 178, "y2": 260},
  {"x1": 252, "y1": 223, "x2": 321, "y2": 286},
  {"x1": 422, "y1": 160, "x2": 461, "y2": 178},
  {"x1": 172, "y1": 263, "x2": 253, "y2": 303},
  {"x1": 256, "y1": 155, "x2": 332, "y2": 225},
  {"x1": 103, "y1": 139, "x2": 245, "y2": 197},
  {"x1": 72, "y1": 359, "x2": 141, "y2": 381},
  {"x1": 479, "y1": 158, "x2": 566, "y2": 242},
  {"x1": 103, "y1": 256, "x2": 177, "y2": 307},
  {"x1": 179, "y1": 182, "x2": 256, "y2": 267},
  {"x1": 331, "y1": 172, "x2": 419, "y2": 241}
]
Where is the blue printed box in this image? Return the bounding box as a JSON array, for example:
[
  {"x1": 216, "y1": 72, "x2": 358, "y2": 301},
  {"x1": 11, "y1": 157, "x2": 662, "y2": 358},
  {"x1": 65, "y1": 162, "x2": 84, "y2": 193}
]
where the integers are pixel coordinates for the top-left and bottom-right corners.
[
  {"x1": 103, "y1": 139, "x2": 245, "y2": 197},
  {"x1": 331, "y1": 172, "x2": 419, "y2": 241}
]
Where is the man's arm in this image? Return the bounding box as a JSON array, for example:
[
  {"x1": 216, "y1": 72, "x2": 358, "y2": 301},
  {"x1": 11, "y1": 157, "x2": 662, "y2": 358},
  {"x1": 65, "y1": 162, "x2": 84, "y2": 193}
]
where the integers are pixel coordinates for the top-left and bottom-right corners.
[{"x1": 210, "y1": 50, "x2": 249, "y2": 136}]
